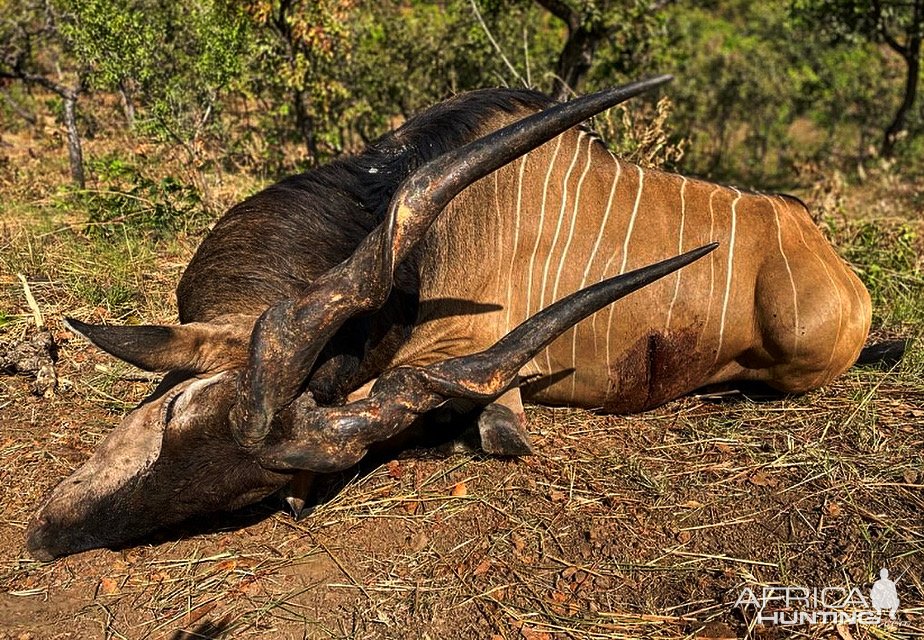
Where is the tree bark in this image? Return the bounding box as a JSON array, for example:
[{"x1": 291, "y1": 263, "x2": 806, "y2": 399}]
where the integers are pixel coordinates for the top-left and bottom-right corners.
[
  {"x1": 550, "y1": 24, "x2": 607, "y2": 100},
  {"x1": 535, "y1": 0, "x2": 610, "y2": 100},
  {"x1": 293, "y1": 88, "x2": 320, "y2": 165},
  {"x1": 880, "y1": 0, "x2": 923, "y2": 157},
  {"x1": 118, "y1": 79, "x2": 135, "y2": 129},
  {"x1": 882, "y1": 37, "x2": 921, "y2": 157},
  {"x1": 2, "y1": 70, "x2": 86, "y2": 187},
  {"x1": 62, "y1": 91, "x2": 85, "y2": 188}
]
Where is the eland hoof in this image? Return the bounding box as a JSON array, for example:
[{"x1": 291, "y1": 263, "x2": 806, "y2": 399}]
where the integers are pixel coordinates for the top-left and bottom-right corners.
[{"x1": 478, "y1": 403, "x2": 533, "y2": 456}]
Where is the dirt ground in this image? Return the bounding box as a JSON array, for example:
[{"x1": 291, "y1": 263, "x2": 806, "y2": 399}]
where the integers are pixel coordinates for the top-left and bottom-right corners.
[{"x1": 1, "y1": 329, "x2": 922, "y2": 638}]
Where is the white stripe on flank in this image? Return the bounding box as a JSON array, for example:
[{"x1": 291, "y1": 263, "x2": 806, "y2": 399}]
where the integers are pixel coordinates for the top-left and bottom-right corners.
[
  {"x1": 539, "y1": 132, "x2": 585, "y2": 312},
  {"x1": 618, "y1": 166, "x2": 645, "y2": 275},
  {"x1": 554, "y1": 136, "x2": 594, "y2": 303},
  {"x1": 699, "y1": 186, "x2": 720, "y2": 349},
  {"x1": 603, "y1": 164, "x2": 644, "y2": 404},
  {"x1": 715, "y1": 188, "x2": 740, "y2": 364},
  {"x1": 525, "y1": 136, "x2": 564, "y2": 318},
  {"x1": 787, "y1": 196, "x2": 843, "y2": 384},
  {"x1": 505, "y1": 155, "x2": 528, "y2": 329},
  {"x1": 538, "y1": 133, "x2": 585, "y2": 377},
  {"x1": 494, "y1": 170, "x2": 502, "y2": 310},
  {"x1": 765, "y1": 195, "x2": 800, "y2": 359},
  {"x1": 584, "y1": 157, "x2": 622, "y2": 358},
  {"x1": 664, "y1": 176, "x2": 687, "y2": 332},
  {"x1": 559, "y1": 137, "x2": 594, "y2": 399},
  {"x1": 601, "y1": 243, "x2": 624, "y2": 401}
]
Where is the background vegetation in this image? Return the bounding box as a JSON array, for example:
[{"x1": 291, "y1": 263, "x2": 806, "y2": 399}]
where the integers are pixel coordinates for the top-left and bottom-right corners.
[
  {"x1": 2, "y1": 0, "x2": 923, "y2": 179},
  {"x1": 2, "y1": 0, "x2": 921, "y2": 342}
]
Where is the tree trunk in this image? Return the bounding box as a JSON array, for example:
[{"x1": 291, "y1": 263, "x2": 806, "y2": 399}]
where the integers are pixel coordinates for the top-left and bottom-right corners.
[
  {"x1": 534, "y1": 0, "x2": 611, "y2": 101},
  {"x1": 550, "y1": 26, "x2": 606, "y2": 100},
  {"x1": 62, "y1": 92, "x2": 85, "y2": 188},
  {"x1": 882, "y1": 35, "x2": 920, "y2": 157},
  {"x1": 293, "y1": 88, "x2": 319, "y2": 165},
  {"x1": 118, "y1": 79, "x2": 135, "y2": 128}
]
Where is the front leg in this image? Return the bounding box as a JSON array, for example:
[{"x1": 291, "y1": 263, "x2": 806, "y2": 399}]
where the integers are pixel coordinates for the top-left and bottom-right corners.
[
  {"x1": 280, "y1": 471, "x2": 315, "y2": 519},
  {"x1": 477, "y1": 387, "x2": 533, "y2": 456}
]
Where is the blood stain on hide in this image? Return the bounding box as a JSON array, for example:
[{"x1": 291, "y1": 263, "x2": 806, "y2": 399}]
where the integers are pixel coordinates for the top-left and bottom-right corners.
[{"x1": 604, "y1": 329, "x2": 705, "y2": 413}]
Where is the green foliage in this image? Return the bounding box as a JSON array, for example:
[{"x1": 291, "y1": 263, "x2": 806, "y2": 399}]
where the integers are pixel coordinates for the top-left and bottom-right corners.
[
  {"x1": 835, "y1": 219, "x2": 923, "y2": 328},
  {"x1": 71, "y1": 155, "x2": 204, "y2": 237},
  {"x1": 345, "y1": 1, "x2": 558, "y2": 139},
  {"x1": 789, "y1": 0, "x2": 920, "y2": 45},
  {"x1": 57, "y1": 0, "x2": 251, "y2": 144},
  {"x1": 1, "y1": 0, "x2": 921, "y2": 183},
  {"x1": 789, "y1": 0, "x2": 924, "y2": 158}
]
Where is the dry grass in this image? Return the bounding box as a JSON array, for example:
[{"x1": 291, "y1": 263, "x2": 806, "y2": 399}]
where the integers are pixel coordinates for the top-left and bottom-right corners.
[{"x1": 1, "y1": 107, "x2": 923, "y2": 639}]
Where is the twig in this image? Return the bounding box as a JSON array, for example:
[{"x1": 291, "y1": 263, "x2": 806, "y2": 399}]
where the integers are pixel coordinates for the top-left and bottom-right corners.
[
  {"x1": 468, "y1": 0, "x2": 528, "y2": 88},
  {"x1": 17, "y1": 273, "x2": 43, "y2": 329}
]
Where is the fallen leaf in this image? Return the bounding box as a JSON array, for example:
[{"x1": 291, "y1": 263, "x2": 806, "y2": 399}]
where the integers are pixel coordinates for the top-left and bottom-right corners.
[
  {"x1": 408, "y1": 531, "x2": 429, "y2": 552},
  {"x1": 385, "y1": 460, "x2": 403, "y2": 479},
  {"x1": 511, "y1": 534, "x2": 527, "y2": 553},
  {"x1": 835, "y1": 623, "x2": 855, "y2": 640},
  {"x1": 451, "y1": 481, "x2": 467, "y2": 497},
  {"x1": 473, "y1": 558, "x2": 492, "y2": 576},
  {"x1": 749, "y1": 471, "x2": 778, "y2": 488},
  {"x1": 681, "y1": 499, "x2": 704, "y2": 509},
  {"x1": 519, "y1": 625, "x2": 552, "y2": 640},
  {"x1": 183, "y1": 602, "x2": 217, "y2": 628},
  {"x1": 215, "y1": 559, "x2": 237, "y2": 572},
  {"x1": 694, "y1": 621, "x2": 737, "y2": 639},
  {"x1": 825, "y1": 501, "x2": 843, "y2": 518},
  {"x1": 98, "y1": 577, "x2": 119, "y2": 596}
]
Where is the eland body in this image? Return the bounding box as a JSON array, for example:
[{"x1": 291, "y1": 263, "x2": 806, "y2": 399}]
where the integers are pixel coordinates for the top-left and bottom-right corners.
[{"x1": 26, "y1": 78, "x2": 870, "y2": 560}]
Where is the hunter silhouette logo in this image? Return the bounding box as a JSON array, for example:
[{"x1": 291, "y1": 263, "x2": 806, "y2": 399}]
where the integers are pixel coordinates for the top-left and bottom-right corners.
[{"x1": 871, "y1": 568, "x2": 900, "y2": 619}]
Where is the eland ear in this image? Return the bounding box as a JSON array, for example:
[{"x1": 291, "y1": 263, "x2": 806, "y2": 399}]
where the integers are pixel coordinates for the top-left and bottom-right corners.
[{"x1": 64, "y1": 317, "x2": 251, "y2": 373}]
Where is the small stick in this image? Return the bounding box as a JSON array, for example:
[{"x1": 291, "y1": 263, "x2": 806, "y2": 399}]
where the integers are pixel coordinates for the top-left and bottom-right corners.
[{"x1": 17, "y1": 273, "x2": 43, "y2": 329}]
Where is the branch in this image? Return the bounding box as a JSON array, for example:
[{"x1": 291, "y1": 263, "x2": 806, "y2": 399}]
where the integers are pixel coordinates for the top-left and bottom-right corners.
[
  {"x1": 872, "y1": 0, "x2": 909, "y2": 58},
  {"x1": 534, "y1": 0, "x2": 579, "y2": 32},
  {"x1": 1, "y1": 64, "x2": 78, "y2": 99},
  {"x1": 882, "y1": 27, "x2": 909, "y2": 58},
  {"x1": 469, "y1": 0, "x2": 527, "y2": 87}
]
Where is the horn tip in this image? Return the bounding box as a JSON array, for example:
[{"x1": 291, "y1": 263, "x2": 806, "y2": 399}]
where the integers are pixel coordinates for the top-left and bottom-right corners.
[
  {"x1": 689, "y1": 241, "x2": 720, "y2": 260},
  {"x1": 62, "y1": 316, "x2": 90, "y2": 339}
]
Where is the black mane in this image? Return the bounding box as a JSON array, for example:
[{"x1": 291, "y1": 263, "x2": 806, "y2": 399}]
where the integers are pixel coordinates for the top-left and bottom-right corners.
[{"x1": 179, "y1": 88, "x2": 553, "y2": 323}]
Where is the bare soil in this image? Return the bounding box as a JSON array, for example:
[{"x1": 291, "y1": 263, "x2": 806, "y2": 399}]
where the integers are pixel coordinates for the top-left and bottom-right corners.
[{"x1": 1, "y1": 335, "x2": 922, "y2": 639}]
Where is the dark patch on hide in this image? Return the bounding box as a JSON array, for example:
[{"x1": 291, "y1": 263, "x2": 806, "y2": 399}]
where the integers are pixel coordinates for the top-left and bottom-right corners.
[{"x1": 604, "y1": 329, "x2": 706, "y2": 413}]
